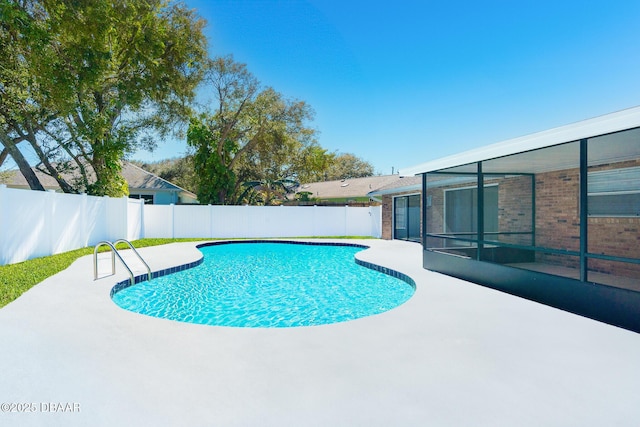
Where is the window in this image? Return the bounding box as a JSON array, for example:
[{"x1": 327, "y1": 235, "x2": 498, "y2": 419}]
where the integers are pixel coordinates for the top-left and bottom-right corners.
[
  {"x1": 588, "y1": 167, "x2": 640, "y2": 217},
  {"x1": 130, "y1": 194, "x2": 154, "y2": 204},
  {"x1": 444, "y1": 185, "x2": 498, "y2": 237}
]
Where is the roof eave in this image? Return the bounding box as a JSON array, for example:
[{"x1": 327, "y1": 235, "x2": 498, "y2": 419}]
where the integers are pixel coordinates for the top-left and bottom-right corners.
[
  {"x1": 400, "y1": 105, "x2": 640, "y2": 176},
  {"x1": 368, "y1": 183, "x2": 422, "y2": 197}
]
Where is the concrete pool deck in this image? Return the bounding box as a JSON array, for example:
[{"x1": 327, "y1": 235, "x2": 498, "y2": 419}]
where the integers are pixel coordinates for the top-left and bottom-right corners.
[{"x1": 1, "y1": 239, "x2": 639, "y2": 426}]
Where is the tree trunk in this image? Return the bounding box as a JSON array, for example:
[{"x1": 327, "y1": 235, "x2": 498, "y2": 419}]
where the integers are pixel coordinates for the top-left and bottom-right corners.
[
  {"x1": 24, "y1": 135, "x2": 76, "y2": 193},
  {"x1": 0, "y1": 148, "x2": 8, "y2": 168},
  {"x1": 0, "y1": 137, "x2": 45, "y2": 191}
]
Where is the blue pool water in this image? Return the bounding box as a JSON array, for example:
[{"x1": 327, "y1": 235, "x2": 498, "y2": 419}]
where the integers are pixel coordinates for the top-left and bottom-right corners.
[{"x1": 111, "y1": 242, "x2": 415, "y2": 328}]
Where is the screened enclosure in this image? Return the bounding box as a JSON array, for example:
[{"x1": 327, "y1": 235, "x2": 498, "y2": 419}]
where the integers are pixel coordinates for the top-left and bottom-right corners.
[
  {"x1": 423, "y1": 128, "x2": 640, "y2": 291},
  {"x1": 403, "y1": 107, "x2": 640, "y2": 331}
]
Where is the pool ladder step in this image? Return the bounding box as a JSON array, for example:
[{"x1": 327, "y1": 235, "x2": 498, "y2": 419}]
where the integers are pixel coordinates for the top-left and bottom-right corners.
[{"x1": 93, "y1": 239, "x2": 151, "y2": 285}]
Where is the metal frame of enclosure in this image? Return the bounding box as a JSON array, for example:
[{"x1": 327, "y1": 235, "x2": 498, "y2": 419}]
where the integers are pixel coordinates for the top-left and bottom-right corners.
[{"x1": 402, "y1": 107, "x2": 640, "y2": 332}]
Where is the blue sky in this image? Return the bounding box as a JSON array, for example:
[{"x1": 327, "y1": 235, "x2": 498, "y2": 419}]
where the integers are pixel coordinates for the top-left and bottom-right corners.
[{"x1": 136, "y1": 0, "x2": 640, "y2": 175}]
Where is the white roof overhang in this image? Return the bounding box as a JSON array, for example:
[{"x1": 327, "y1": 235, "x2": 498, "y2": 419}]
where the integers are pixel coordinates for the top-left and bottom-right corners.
[
  {"x1": 400, "y1": 106, "x2": 640, "y2": 176},
  {"x1": 367, "y1": 183, "x2": 422, "y2": 197}
]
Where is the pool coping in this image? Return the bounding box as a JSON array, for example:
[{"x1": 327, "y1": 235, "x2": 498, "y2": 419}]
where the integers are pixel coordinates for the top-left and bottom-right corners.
[{"x1": 109, "y1": 240, "x2": 416, "y2": 299}]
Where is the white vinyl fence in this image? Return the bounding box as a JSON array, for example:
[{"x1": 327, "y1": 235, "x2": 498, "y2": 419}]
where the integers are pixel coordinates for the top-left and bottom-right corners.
[
  {"x1": 0, "y1": 185, "x2": 381, "y2": 265},
  {"x1": 143, "y1": 204, "x2": 380, "y2": 239},
  {"x1": 0, "y1": 185, "x2": 143, "y2": 265}
]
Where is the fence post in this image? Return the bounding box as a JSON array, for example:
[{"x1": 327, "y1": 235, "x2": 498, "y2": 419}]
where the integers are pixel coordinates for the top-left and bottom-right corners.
[
  {"x1": 80, "y1": 193, "x2": 88, "y2": 247},
  {"x1": 371, "y1": 205, "x2": 381, "y2": 238},
  {"x1": 209, "y1": 204, "x2": 213, "y2": 238},
  {"x1": 139, "y1": 198, "x2": 145, "y2": 240},
  {"x1": 47, "y1": 190, "x2": 56, "y2": 256},
  {"x1": 344, "y1": 205, "x2": 348, "y2": 237},
  {"x1": 103, "y1": 195, "x2": 110, "y2": 241},
  {"x1": 368, "y1": 205, "x2": 374, "y2": 238},
  {"x1": 313, "y1": 205, "x2": 317, "y2": 237},
  {"x1": 121, "y1": 196, "x2": 128, "y2": 240},
  {"x1": 0, "y1": 185, "x2": 5, "y2": 264},
  {"x1": 171, "y1": 203, "x2": 175, "y2": 238}
]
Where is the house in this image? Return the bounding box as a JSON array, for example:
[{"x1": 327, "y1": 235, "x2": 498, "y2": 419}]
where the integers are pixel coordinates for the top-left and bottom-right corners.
[
  {"x1": 367, "y1": 175, "x2": 422, "y2": 241},
  {"x1": 122, "y1": 162, "x2": 197, "y2": 204},
  {"x1": 3, "y1": 161, "x2": 198, "y2": 205},
  {"x1": 399, "y1": 106, "x2": 640, "y2": 332},
  {"x1": 293, "y1": 175, "x2": 403, "y2": 205}
]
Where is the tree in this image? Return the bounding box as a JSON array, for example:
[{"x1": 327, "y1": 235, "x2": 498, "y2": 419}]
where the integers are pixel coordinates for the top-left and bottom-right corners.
[
  {"x1": 0, "y1": 0, "x2": 208, "y2": 196},
  {"x1": 291, "y1": 144, "x2": 334, "y2": 184},
  {"x1": 0, "y1": 147, "x2": 10, "y2": 183},
  {"x1": 324, "y1": 153, "x2": 374, "y2": 181},
  {"x1": 0, "y1": 0, "x2": 52, "y2": 191},
  {"x1": 233, "y1": 131, "x2": 331, "y2": 202},
  {"x1": 238, "y1": 177, "x2": 299, "y2": 206},
  {"x1": 188, "y1": 56, "x2": 318, "y2": 205}
]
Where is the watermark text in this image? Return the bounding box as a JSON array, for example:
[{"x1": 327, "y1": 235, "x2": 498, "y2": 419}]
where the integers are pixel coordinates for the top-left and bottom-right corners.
[{"x1": 1, "y1": 402, "x2": 81, "y2": 413}]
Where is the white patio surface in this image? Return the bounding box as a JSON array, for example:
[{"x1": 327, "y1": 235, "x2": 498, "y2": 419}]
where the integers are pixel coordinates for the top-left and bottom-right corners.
[{"x1": 1, "y1": 239, "x2": 639, "y2": 426}]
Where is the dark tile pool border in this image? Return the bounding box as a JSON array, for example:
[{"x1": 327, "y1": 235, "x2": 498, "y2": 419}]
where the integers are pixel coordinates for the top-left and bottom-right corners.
[
  {"x1": 354, "y1": 258, "x2": 416, "y2": 289},
  {"x1": 110, "y1": 256, "x2": 204, "y2": 298},
  {"x1": 110, "y1": 240, "x2": 416, "y2": 298}
]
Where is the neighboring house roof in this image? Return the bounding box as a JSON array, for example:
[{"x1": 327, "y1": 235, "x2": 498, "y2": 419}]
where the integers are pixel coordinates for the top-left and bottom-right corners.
[
  {"x1": 122, "y1": 162, "x2": 194, "y2": 195},
  {"x1": 3, "y1": 161, "x2": 197, "y2": 201},
  {"x1": 296, "y1": 175, "x2": 404, "y2": 200},
  {"x1": 4, "y1": 168, "x2": 60, "y2": 188},
  {"x1": 367, "y1": 175, "x2": 422, "y2": 197}
]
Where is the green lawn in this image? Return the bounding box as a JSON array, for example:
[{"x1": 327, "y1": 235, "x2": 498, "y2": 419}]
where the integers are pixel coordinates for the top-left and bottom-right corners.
[
  {"x1": 0, "y1": 236, "x2": 375, "y2": 308},
  {"x1": 0, "y1": 238, "x2": 212, "y2": 309}
]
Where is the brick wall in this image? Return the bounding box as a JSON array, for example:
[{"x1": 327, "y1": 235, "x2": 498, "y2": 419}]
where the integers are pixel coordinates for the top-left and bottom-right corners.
[
  {"x1": 534, "y1": 168, "x2": 581, "y2": 269},
  {"x1": 497, "y1": 175, "x2": 534, "y2": 245},
  {"x1": 586, "y1": 160, "x2": 640, "y2": 278},
  {"x1": 425, "y1": 187, "x2": 445, "y2": 235},
  {"x1": 381, "y1": 191, "x2": 422, "y2": 240},
  {"x1": 381, "y1": 194, "x2": 393, "y2": 240},
  {"x1": 535, "y1": 161, "x2": 640, "y2": 278}
]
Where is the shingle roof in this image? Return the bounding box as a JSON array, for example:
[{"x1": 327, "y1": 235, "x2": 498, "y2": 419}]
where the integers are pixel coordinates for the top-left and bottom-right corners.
[
  {"x1": 296, "y1": 175, "x2": 404, "y2": 200},
  {"x1": 4, "y1": 168, "x2": 60, "y2": 188},
  {"x1": 3, "y1": 161, "x2": 195, "y2": 197},
  {"x1": 122, "y1": 162, "x2": 189, "y2": 192},
  {"x1": 4, "y1": 167, "x2": 68, "y2": 188}
]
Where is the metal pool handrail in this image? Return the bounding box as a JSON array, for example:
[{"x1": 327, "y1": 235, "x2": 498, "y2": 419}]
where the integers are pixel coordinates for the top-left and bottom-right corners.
[
  {"x1": 113, "y1": 239, "x2": 152, "y2": 282},
  {"x1": 93, "y1": 239, "x2": 151, "y2": 285}
]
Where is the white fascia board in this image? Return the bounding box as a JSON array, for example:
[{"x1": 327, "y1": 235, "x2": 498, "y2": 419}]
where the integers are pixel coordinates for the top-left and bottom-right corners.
[
  {"x1": 400, "y1": 106, "x2": 640, "y2": 176},
  {"x1": 367, "y1": 183, "x2": 422, "y2": 197}
]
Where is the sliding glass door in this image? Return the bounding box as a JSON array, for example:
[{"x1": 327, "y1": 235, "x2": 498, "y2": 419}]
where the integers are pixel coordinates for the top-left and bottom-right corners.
[{"x1": 394, "y1": 194, "x2": 421, "y2": 242}]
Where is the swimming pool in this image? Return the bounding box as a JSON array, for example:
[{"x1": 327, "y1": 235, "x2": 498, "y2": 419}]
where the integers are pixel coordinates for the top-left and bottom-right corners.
[{"x1": 111, "y1": 241, "x2": 415, "y2": 328}]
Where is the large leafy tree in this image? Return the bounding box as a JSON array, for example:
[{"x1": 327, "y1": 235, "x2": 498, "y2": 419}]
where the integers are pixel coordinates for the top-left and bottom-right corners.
[
  {"x1": 294, "y1": 144, "x2": 335, "y2": 183},
  {"x1": 238, "y1": 178, "x2": 299, "y2": 206},
  {"x1": 0, "y1": 0, "x2": 208, "y2": 196},
  {"x1": 324, "y1": 153, "x2": 374, "y2": 180},
  {"x1": 0, "y1": 0, "x2": 52, "y2": 191},
  {"x1": 188, "y1": 56, "x2": 319, "y2": 205},
  {"x1": 233, "y1": 126, "x2": 331, "y2": 205}
]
